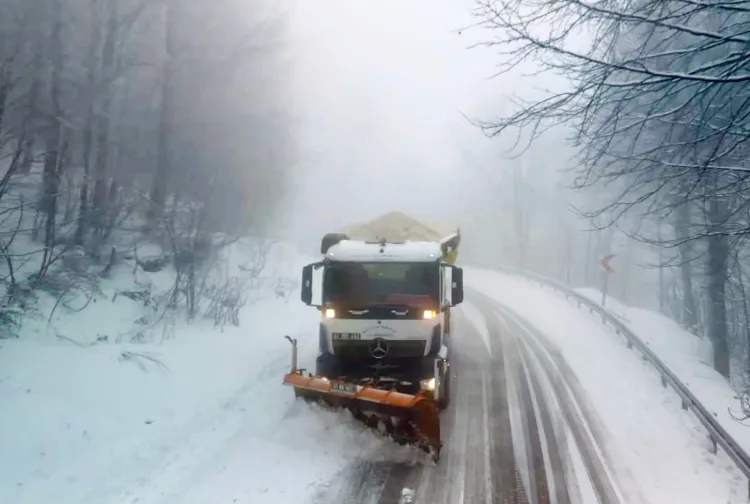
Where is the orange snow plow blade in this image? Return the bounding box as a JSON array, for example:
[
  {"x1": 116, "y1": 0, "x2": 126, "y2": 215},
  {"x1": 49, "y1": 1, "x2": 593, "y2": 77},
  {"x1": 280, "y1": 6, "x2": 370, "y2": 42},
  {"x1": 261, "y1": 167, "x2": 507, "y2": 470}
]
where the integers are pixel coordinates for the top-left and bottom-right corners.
[{"x1": 282, "y1": 337, "x2": 442, "y2": 461}]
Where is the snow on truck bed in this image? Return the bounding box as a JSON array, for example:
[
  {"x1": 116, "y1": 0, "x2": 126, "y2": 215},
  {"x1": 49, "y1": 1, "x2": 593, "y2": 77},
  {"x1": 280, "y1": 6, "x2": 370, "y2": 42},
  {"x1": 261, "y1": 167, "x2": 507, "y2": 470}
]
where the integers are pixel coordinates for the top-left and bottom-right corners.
[
  {"x1": 465, "y1": 267, "x2": 747, "y2": 504},
  {"x1": 0, "y1": 246, "x2": 383, "y2": 504}
]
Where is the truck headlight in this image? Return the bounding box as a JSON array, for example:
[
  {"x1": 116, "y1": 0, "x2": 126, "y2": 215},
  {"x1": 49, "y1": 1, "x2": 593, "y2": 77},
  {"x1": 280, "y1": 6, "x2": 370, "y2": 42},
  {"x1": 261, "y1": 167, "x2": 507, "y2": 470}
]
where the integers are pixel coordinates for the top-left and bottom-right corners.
[
  {"x1": 324, "y1": 308, "x2": 336, "y2": 319},
  {"x1": 423, "y1": 310, "x2": 437, "y2": 320},
  {"x1": 420, "y1": 377, "x2": 436, "y2": 391}
]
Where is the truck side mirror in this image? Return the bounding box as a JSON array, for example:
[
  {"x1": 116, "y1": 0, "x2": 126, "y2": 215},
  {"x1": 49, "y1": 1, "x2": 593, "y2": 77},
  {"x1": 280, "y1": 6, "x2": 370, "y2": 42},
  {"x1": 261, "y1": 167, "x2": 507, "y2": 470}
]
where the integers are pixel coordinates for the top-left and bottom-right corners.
[
  {"x1": 450, "y1": 266, "x2": 464, "y2": 306},
  {"x1": 301, "y1": 261, "x2": 325, "y2": 306},
  {"x1": 301, "y1": 264, "x2": 314, "y2": 305}
]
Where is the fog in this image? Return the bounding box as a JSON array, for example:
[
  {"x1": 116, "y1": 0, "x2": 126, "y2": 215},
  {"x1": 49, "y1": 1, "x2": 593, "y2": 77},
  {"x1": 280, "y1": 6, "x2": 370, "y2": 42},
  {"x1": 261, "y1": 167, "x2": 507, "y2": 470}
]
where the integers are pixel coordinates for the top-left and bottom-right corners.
[
  {"x1": 278, "y1": 1, "x2": 673, "y2": 320},
  {"x1": 284, "y1": 0, "x2": 518, "y2": 242},
  {"x1": 282, "y1": 1, "x2": 588, "y2": 299},
  {"x1": 277, "y1": 0, "x2": 750, "y2": 448},
  {"x1": 274, "y1": 0, "x2": 750, "y2": 385},
  {"x1": 1, "y1": 1, "x2": 749, "y2": 494},
  {"x1": 0, "y1": 0, "x2": 738, "y2": 388}
]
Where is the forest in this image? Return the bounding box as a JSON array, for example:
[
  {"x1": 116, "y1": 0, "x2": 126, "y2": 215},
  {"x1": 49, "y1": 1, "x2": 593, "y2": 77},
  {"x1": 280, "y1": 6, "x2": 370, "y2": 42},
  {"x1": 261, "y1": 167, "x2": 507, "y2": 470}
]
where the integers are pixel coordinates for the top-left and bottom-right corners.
[
  {"x1": 4, "y1": 0, "x2": 750, "y2": 412},
  {"x1": 472, "y1": 0, "x2": 750, "y2": 405},
  {"x1": 0, "y1": 0, "x2": 294, "y2": 334}
]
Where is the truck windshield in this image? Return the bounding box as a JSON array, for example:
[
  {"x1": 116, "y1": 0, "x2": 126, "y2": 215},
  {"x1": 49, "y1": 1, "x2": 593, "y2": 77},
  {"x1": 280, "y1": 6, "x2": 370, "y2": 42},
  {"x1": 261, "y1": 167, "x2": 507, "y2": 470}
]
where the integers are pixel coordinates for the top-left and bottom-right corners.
[{"x1": 323, "y1": 262, "x2": 439, "y2": 305}]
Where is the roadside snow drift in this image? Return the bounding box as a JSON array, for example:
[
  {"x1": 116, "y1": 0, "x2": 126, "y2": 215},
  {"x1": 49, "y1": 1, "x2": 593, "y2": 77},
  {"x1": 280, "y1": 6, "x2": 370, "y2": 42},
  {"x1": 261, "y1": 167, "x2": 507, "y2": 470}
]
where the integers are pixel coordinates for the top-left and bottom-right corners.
[
  {"x1": 465, "y1": 266, "x2": 747, "y2": 504},
  {"x1": 0, "y1": 244, "x2": 384, "y2": 504},
  {"x1": 576, "y1": 287, "x2": 750, "y2": 474}
]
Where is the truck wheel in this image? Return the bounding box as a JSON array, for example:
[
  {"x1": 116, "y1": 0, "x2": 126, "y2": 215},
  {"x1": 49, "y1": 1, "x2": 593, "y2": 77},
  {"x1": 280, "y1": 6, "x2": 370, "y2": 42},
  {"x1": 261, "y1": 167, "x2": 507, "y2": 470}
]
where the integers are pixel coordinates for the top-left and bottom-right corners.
[{"x1": 438, "y1": 366, "x2": 451, "y2": 410}]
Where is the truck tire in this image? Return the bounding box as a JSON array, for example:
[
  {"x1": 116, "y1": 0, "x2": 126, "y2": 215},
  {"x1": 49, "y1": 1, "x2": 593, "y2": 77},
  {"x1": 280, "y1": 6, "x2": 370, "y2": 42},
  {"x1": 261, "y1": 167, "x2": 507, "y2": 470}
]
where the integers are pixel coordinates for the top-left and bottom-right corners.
[{"x1": 438, "y1": 366, "x2": 451, "y2": 410}]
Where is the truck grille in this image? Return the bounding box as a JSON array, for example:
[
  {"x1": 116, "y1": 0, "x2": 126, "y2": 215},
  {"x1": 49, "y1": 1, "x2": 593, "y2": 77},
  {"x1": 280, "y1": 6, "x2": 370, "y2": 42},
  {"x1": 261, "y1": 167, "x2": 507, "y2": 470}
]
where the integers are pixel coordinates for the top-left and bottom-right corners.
[
  {"x1": 332, "y1": 339, "x2": 426, "y2": 359},
  {"x1": 336, "y1": 306, "x2": 427, "y2": 320}
]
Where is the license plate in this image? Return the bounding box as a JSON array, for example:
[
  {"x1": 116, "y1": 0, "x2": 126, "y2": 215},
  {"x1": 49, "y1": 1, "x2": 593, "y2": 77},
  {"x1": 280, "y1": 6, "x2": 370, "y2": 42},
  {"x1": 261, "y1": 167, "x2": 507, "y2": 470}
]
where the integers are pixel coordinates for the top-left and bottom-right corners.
[
  {"x1": 332, "y1": 383, "x2": 357, "y2": 394},
  {"x1": 332, "y1": 332, "x2": 361, "y2": 340}
]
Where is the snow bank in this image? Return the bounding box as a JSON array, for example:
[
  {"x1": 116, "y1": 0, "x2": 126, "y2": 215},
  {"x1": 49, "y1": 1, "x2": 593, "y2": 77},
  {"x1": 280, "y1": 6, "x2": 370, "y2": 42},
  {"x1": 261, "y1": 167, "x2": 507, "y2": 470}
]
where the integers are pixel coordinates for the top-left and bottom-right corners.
[
  {"x1": 0, "y1": 243, "x2": 383, "y2": 504},
  {"x1": 576, "y1": 287, "x2": 750, "y2": 470},
  {"x1": 465, "y1": 267, "x2": 747, "y2": 504}
]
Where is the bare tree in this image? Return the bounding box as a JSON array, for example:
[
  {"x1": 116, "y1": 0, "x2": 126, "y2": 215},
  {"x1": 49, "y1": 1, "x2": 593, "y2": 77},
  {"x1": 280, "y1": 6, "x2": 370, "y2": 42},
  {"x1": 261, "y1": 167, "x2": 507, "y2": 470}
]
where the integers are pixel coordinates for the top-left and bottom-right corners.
[
  {"x1": 0, "y1": 0, "x2": 295, "y2": 336},
  {"x1": 472, "y1": 0, "x2": 750, "y2": 378}
]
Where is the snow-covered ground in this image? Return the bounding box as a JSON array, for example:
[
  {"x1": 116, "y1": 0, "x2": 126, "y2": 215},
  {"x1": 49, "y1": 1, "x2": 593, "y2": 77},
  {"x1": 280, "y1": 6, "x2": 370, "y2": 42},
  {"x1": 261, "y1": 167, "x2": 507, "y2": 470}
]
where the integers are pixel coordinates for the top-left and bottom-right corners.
[
  {"x1": 465, "y1": 266, "x2": 748, "y2": 504},
  {"x1": 7, "y1": 247, "x2": 750, "y2": 504},
  {"x1": 0, "y1": 242, "x2": 384, "y2": 504},
  {"x1": 575, "y1": 287, "x2": 750, "y2": 473}
]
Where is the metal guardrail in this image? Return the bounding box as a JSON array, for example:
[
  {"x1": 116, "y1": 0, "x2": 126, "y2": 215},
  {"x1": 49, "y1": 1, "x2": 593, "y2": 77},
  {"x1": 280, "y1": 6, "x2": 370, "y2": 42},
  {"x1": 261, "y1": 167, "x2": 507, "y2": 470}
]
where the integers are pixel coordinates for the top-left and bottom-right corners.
[{"x1": 480, "y1": 263, "x2": 750, "y2": 498}]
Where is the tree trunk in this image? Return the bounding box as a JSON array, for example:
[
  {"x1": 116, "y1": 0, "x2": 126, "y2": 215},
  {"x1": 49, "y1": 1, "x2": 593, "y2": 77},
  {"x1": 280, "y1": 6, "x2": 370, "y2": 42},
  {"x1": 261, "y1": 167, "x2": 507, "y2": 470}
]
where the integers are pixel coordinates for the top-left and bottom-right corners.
[
  {"x1": 103, "y1": 178, "x2": 118, "y2": 237},
  {"x1": 148, "y1": 0, "x2": 175, "y2": 227},
  {"x1": 75, "y1": 0, "x2": 103, "y2": 246},
  {"x1": 40, "y1": 0, "x2": 66, "y2": 278},
  {"x1": 92, "y1": 0, "x2": 118, "y2": 235},
  {"x1": 585, "y1": 230, "x2": 593, "y2": 285},
  {"x1": 736, "y1": 255, "x2": 750, "y2": 373},
  {"x1": 20, "y1": 48, "x2": 42, "y2": 175},
  {"x1": 706, "y1": 197, "x2": 730, "y2": 378},
  {"x1": 565, "y1": 231, "x2": 572, "y2": 285},
  {"x1": 657, "y1": 225, "x2": 665, "y2": 314},
  {"x1": 673, "y1": 201, "x2": 699, "y2": 331}
]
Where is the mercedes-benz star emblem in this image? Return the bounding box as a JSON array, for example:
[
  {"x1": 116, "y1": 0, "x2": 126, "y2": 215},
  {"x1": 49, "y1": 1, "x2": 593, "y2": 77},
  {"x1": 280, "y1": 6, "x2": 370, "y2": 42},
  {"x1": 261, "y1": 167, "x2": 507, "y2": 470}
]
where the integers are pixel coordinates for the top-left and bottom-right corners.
[{"x1": 369, "y1": 338, "x2": 389, "y2": 359}]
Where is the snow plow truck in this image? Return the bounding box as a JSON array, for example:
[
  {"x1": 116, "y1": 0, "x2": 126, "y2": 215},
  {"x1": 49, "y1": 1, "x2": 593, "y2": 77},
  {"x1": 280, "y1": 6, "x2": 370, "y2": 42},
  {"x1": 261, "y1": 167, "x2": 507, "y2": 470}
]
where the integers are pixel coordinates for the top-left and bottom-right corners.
[{"x1": 283, "y1": 212, "x2": 463, "y2": 462}]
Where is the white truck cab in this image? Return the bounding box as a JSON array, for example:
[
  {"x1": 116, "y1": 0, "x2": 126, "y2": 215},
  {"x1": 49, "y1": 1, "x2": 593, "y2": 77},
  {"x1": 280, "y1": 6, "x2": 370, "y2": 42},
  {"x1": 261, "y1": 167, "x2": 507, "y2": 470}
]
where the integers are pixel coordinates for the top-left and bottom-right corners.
[{"x1": 299, "y1": 234, "x2": 464, "y2": 408}]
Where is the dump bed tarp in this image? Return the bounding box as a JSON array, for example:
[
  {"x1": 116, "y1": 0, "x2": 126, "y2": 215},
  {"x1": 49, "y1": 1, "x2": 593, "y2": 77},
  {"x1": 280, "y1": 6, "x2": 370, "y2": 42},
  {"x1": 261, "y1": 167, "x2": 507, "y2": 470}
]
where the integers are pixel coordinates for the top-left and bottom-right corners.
[{"x1": 338, "y1": 211, "x2": 455, "y2": 243}]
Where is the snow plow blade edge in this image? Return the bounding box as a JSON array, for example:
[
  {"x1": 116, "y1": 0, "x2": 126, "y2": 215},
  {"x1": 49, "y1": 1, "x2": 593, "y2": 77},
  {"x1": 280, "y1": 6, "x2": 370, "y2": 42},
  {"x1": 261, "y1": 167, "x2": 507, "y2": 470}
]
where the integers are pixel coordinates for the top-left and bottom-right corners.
[{"x1": 283, "y1": 371, "x2": 442, "y2": 459}]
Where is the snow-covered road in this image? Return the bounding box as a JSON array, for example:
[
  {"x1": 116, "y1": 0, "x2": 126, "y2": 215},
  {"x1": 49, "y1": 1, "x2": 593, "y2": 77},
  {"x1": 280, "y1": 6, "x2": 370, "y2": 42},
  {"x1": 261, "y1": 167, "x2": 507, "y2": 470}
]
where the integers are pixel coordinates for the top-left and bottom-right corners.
[
  {"x1": 312, "y1": 275, "x2": 747, "y2": 503},
  {"x1": 3, "y1": 263, "x2": 746, "y2": 503},
  {"x1": 314, "y1": 305, "x2": 524, "y2": 504},
  {"x1": 465, "y1": 268, "x2": 747, "y2": 503},
  {"x1": 315, "y1": 292, "x2": 627, "y2": 504}
]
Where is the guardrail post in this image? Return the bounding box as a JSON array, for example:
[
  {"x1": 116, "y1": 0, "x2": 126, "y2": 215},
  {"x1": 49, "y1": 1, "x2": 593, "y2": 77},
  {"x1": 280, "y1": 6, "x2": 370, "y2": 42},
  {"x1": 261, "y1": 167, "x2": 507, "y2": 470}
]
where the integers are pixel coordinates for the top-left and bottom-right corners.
[
  {"x1": 681, "y1": 398, "x2": 688, "y2": 410},
  {"x1": 660, "y1": 375, "x2": 667, "y2": 388},
  {"x1": 626, "y1": 339, "x2": 633, "y2": 349},
  {"x1": 709, "y1": 434, "x2": 718, "y2": 454}
]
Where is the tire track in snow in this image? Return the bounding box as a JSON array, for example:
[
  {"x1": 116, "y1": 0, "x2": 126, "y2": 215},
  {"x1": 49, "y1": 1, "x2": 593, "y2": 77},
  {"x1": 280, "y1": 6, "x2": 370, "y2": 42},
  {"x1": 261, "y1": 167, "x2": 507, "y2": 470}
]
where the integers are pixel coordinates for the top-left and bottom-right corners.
[
  {"x1": 514, "y1": 338, "x2": 553, "y2": 502},
  {"x1": 491, "y1": 299, "x2": 625, "y2": 504},
  {"x1": 316, "y1": 289, "x2": 629, "y2": 504},
  {"x1": 315, "y1": 304, "x2": 530, "y2": 504},
  {"x1": 485, "y1": 308, "x2": 528, "y2": 504},
  {"x1": 518, "y1": 343, "x2": 575, "y2": 504},
  {"x1": 487, "y1": 300, "x2": 552, "y2": 504}
]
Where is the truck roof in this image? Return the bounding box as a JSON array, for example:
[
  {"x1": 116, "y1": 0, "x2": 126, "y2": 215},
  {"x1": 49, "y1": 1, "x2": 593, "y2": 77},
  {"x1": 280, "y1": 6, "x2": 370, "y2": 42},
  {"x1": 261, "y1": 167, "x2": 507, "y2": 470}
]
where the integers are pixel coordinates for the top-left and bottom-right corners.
[{"x1": 325, "y1": 240, "x2": 443, "y2": 263}]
